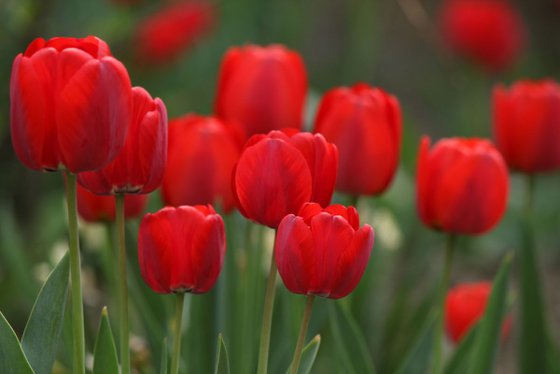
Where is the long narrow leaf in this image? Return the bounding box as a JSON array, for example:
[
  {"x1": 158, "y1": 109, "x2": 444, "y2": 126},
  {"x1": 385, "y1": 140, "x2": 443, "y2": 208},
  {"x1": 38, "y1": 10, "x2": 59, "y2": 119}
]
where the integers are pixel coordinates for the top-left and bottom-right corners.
[
  {"x1": 160, "y1": 338, "x2": 167, "y2": 374},
  {"x1": 286, "y1": 334, "x2": 321, "y2": 374},
  {"x1": 444, "y1": 325, "x2": 478, "y2": 374},
  {"x1": 394, "y1": 313, "x2": 437, "y2": 374},
  {"x1": 0, "y1": 311, "x2": 34, "y2": 374},
  {"x1": 214, "y1": 334, "x2": 230, "y2": 374},
  {"x1": 93, "y1": 307, "x2": 119, "y2": 374}
]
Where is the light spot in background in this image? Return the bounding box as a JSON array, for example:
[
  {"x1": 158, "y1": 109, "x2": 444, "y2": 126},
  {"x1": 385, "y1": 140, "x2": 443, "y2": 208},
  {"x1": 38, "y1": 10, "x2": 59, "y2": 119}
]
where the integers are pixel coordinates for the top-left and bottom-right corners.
[{"x1": 360, "y1": 204, "x2": 403, "y2": 251}]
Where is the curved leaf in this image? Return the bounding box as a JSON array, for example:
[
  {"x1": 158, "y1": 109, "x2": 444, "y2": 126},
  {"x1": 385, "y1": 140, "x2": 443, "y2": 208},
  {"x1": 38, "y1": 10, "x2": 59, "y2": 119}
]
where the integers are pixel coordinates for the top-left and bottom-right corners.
[
  {"x1": 444, "y1": 325, "x2": 478, "y2": 374},
  {"x1": 93, "y1": 307, "x2": 119, "y2": 374},
  {"x1": 395, "y1": 313, "x2": 437, "y2": 374},
  {"x1": 286, "y1": 334, "x2": 321, "y2": 374},
  {"x1": 0, "y1": 311, "x2": 34, "y2": 374},
  {"x1": 214, "y1": 334, "x2": 230, "y2": 374}
]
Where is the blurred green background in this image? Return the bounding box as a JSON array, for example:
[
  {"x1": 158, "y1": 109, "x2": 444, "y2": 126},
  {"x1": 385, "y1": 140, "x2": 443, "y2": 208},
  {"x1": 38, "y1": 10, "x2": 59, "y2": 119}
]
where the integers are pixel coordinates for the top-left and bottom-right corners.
[{"x1": 1, "y1": 0, "x2": 560, "y2": 373}]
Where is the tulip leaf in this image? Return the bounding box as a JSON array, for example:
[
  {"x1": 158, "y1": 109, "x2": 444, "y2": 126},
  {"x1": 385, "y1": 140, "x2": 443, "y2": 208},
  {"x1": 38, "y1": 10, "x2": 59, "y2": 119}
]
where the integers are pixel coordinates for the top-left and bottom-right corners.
[
  {"x1": 444, "y1": 325, "x2": 478, "y2": 374},
  {"x1": 214, "y1": 334, "x2": 230, "y2": 374},
  {"x1": 0, "y1": 311, "x2": 34, "y2": 374},
  {"x1": 329, "y1": 301, "x2": 376, "y2": 374},
  {"x1": 160, "y1": 338, "x2": 167, "y2": 374},
  {"x1": 93, "y1": 307, "x2": 119, "y2": 374},
  {"x1": 394, "y1": 312, "x2": 437, "y2": 374},
  {"x1": 285, "y1": 334, "x2": 321, "y2": 374},
  {"x1": 21, "y1": 253, "x2": 69, "y2": 374},
  {"x1": 467, "y1": 254, "x2": 512, "y2": 374}
]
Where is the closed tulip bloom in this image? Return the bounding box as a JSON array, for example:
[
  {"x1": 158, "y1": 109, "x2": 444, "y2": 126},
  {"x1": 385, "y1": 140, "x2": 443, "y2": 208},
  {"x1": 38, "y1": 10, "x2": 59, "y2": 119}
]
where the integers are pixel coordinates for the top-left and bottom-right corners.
[
  {"x1": 417, "y1": 136, "x2": 509, "y2": 235},
  {"x1": 11, "y1": 36, "x2": 132, "y2": 173},
  {"x1": 275, "y1": 203, "x2": 374, "y2": 299},
  {"x1": 233, "y1": 130, "x2": 338, "y2": 228},
  {"x1": 445, "y1": 282, "x2": 512, "y2": 343},
  {"x1": 78, "y1": 87, "x2": 168, "y2": 194},
  {"x1": 313, "y1": 83, "x2": 401, "y2": 196},
  {"x1": 138, "y1": 205, "x2": 225, "y2": 294},
  {"x1": 135, "y1": 0, "x2": 215, "y2": 64},
  {"x1": 440, "y1": 0, "x2": 525, "y2": 72},
  {"x1": 215, "y1": 45, "x2": 307, "y2": 138},
  {"x1": 493, "y1": 80, "x2": 560, "y2": 173},
  {"x1": 161, "y1": 115, "x2": 242, "y2": 213},
  {"x1": 77, "y1": 184, "x2": 148, "y2": 222}
]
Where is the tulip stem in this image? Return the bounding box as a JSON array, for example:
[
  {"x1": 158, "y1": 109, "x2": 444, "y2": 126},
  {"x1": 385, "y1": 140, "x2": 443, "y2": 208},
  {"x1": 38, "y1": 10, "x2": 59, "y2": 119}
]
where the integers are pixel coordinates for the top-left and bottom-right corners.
[
  {"x1": 115, "y1": 194, "x2": 130, "y2": 374},
  {"x1": 431, "y1": 233, "x2": 457, "y2": 374},
  {"x1": 257, "y1": 231, "x2": 278, "y2": 374},
  {"x1": 171, "y1": 292, "x2": 186, "y2": 374},
  {"x1": 290, "y1": 295, "x2": 315, "y2": 374},
  {"x1": 65, "y1": 172, "x2": 85, "y2": 374}
]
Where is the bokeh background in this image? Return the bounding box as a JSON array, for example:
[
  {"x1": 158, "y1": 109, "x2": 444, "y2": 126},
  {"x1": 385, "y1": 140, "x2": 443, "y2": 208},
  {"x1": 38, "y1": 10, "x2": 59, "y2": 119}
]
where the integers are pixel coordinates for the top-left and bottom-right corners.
[{"x1": 1, "y1": 0, "x2": 560, "y2": 373}]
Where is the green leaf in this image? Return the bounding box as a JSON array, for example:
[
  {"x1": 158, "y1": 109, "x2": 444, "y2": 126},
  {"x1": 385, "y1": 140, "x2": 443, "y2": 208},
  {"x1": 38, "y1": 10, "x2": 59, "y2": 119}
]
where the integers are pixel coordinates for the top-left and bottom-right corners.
[
  {"x1": 21, "y1": 253, "x2": 69, "y2": 374},
  {"x1": 286, "y1": 334, "x2": 321, "y2": 374},
  {"x1": 214, "y1": 334, "x2": 230, "y2": 374},
  {"x1": 93, "y1": 307, "x2": 119, "y2": 374},
  {"x1": 0, "y1": 311, "x2": 34, "y2": 374},
  {"x1": 160, "y1": 338, "x2": 167, "y2": 374},
  {"x1": 467, "y1": 254, "x2": 512, "y2": 374},
  {"x1": 444, "y1": 325, "x2": 478, "y2": 374},
  {"x1": 395, "y1": 313, "x2": 437, "y2": 374},
  {"x1": 329, "y1": 301, "x2": 376, "y2": 374}
]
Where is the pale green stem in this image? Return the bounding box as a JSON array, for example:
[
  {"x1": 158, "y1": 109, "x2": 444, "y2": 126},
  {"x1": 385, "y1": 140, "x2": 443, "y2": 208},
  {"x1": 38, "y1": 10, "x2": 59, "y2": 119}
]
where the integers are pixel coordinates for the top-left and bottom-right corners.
[
  {"x1": 290, "y1": 295, "x2": 315, "y2": 374},
  {"x1": 171, "y1": 292, "x2": 186, "y2": 374},
  {"x1": 116, "y1": 194, "x2": 130, "y2": 374}
]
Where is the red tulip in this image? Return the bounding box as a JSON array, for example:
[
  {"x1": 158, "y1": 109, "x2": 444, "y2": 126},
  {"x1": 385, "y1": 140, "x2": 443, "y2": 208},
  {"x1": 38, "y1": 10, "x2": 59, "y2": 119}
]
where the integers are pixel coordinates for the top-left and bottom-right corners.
[
  {"x1": 233, "y1": 130, "x2": 338, "y2": 228},
  {"x1": 445, "y1": 282, "x2": 512, "y2": 343},
  {"x1": 77, "y1": 184, "x2": 148, "y2": 222},
  {"x1": 215, "y1": 45, "x2": 307, "y2": 138},
  {"x1": 11, "y1": 36, "x2": 132, "y2": 173},
  {"x1": 439, "y1": 0, "x2": 525, "y2": 72},
  {"x1": 493, "y1": 80, "x2": 560, "y2": 173},
  {"x1": 417, "y1": 136, "x2": 508, "y2": 235},
  {"x1": 313, "y1": 83, "x2": 401, "y2": 196},
  {"x1": 78, "y1": 86, "x2": 168, "y2": 194},
  {"x1": 275, "y1": 203, "x2": 374, "y2": 299},
  {"x1": 138, "y1": 205, "x2": 226, "y2": 294},
  {"x1": 135, "y1": 0, "x2": 215, "y2": 64},
  {"x1": 161, "y1": 114, "x2": 242, "y2": 213}
]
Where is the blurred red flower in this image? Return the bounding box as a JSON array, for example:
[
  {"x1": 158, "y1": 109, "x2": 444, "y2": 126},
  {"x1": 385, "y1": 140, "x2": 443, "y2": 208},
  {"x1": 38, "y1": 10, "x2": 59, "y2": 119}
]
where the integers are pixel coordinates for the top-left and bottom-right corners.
[
  {"x1": 314, "y1": 83, "x2": 401, "y2": 196},
  {"x1": 439, "y1": 0, "x2": 525, "y2": 72},
  {"x1": 233, "y1": 130, "x2": 338, "y2": 228},
  {"x1": 493, "y1": 79, "x2": 560, "y2": 173},
  {"x1": 135, "y1": 0, "x2": 215, "y2": 64},
  {"x1": 275, "y1": 203, "x2": 374, "y2": 299},
  {"x1": 161, "y1": 114, "x2": 242, "y2": 213},
  {"x1": 445, "y1": 282, "x2": 512, "y2": 343},
  {"x1": 215, "y1": 45, "x2": 307, "y2": 138},
  {"x1": 11, "y1": 36, "x2": 131, "y2": 172},
  {"x1": 77, "y1": 184, "x2": 148, "y2": 222},
  {"x1": 416, "y1": 136, "x2": 509, "y2": 235},
  {"x1": 138, "y1": 205, "x2": 226, "y2": 294}
]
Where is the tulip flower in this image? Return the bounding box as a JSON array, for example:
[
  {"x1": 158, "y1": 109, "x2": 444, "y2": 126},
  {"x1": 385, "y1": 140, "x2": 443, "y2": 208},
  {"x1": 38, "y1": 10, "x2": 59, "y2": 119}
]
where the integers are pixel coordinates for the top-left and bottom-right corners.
[
  {"x1": 11, "y1": 36, "x2": 132, "y2": 173},
  {"x1": 233, "y1": 130, "x2": 338, "y2": 228},
  {"x1": 275, "y1": 202, "x2": 374, "y2": 374},
  {"x1": 161, "y1": 115, "x2": 242, "y2": 212},
  {"x1": 77, "y1": 184, "x2": 148, "y2": 222},
  {"x1": 139, "y1": 205, "x2": 225, "y2": 374},
  {"x1": 135, "y1": 0, "x2": 215, "y2": 64},
  {"x1": 417, "y1": 136, "x2": 509, "y2": 235},
  {"x1": 78, "y1": 86, "x2": 168, "y2": 195},
  {"x1": 215, "y1": 45, "x2": 307, "y2": 138},
  {"x1": 493, "y1": 80, "x2": 560, "y2": 174},
  {"x1": 313, "y1": 83, "x2": 401, "y2": 196},
  {"x1": 445, "y1": 282, "x2": 512, "y2": 343},
  {"x1": 439, "y1": 0, "x2": 525, "y2": 72}
]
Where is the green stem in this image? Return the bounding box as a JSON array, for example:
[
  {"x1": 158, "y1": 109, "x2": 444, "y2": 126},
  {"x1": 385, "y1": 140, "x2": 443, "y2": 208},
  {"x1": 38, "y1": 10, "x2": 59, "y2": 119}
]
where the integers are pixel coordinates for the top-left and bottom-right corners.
[
  {"x1": 290, "y1": 295, "x2": 315, "y2": 374},
  {"x1": 257, "y1": 230, "x2": 278, "y2": 374},
  {"x1": 171, "y1": 292, "x2": 186, "y2": 374},
  {"x1": 431, "y1": 233, "x2": 457, "y2": 374},
  {"x1": 116, "y1": 194, "x2": 130, "y2": 374},
  {"x1": 65, "y1": 172, "x2": 85, "y2": 374}
]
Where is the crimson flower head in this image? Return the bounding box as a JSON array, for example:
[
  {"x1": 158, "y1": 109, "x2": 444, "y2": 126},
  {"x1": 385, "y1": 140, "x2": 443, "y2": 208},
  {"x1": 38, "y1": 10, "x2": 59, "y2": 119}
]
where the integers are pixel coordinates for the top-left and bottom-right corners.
[
  {"x1": 493, "y1": 80, "x2": 560, "y2": 173},
  {"x1": 135, "y1": 0, "x2": 215, "y2": 64},
  {"x1": 313, "y1": 83, "x2": 401, "y2": 196},
  {"x1": 440, "y1": 0, "x2": 525, "y2": 72},
  {"x1": 161, "y1": 114, "x2": 242, "y2": 213},
  {"x1": 215, "y1": 45, "x2": 307, "y2": 138},
  {"x1": 138, "y1": 205, "x2": 226, "y2": 294},
  {"x1": 417, "y1": 136, "x2": 509, "y2": 235},
  {"x1": 275, "y1": 203, "x2": 374, "y2": 299},
  {"x1": 78, "y1": 86, "x2": 168, "y2": 195},
  {"x1": 233, "y1": 130, "x2": 338, "y2": 228},
  {"x1": 11, "y1": 36, "x2": 132, "y2": 173},
  {"x1": 77, "y1": 184, "x2": 148, "y2": 222},
  {"x1": 445, "y1": 282, "x2": 512, "y2": 343}
]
